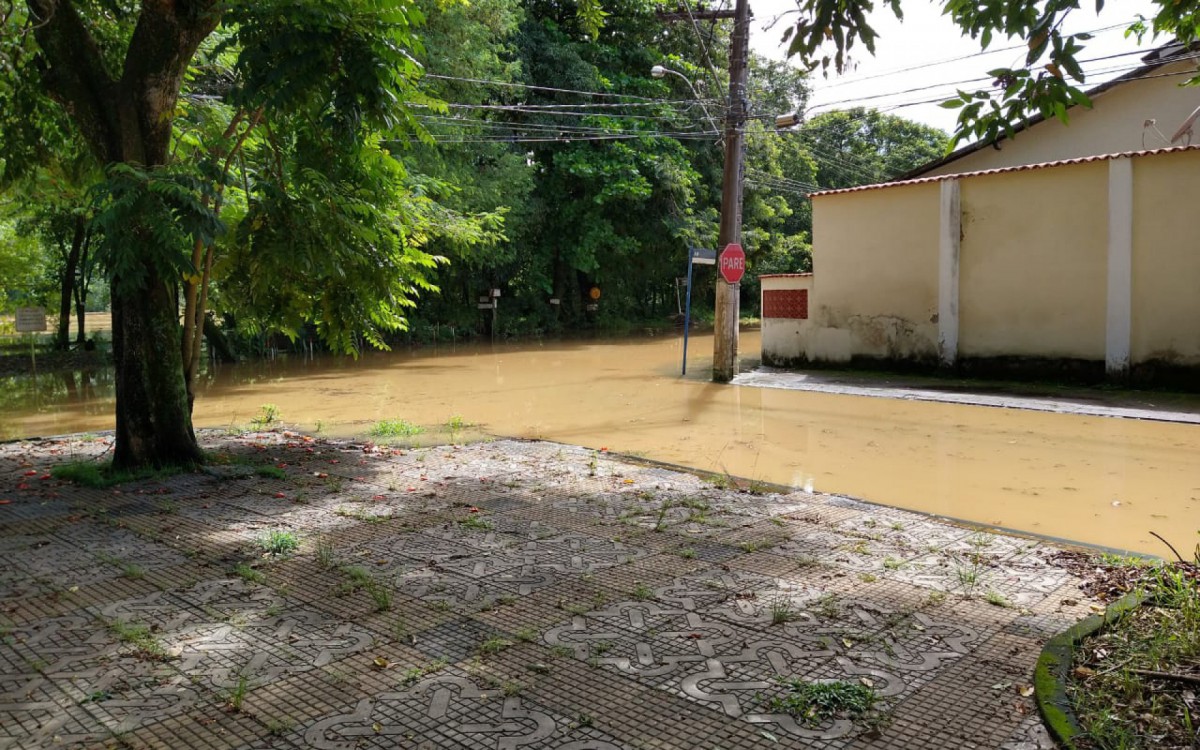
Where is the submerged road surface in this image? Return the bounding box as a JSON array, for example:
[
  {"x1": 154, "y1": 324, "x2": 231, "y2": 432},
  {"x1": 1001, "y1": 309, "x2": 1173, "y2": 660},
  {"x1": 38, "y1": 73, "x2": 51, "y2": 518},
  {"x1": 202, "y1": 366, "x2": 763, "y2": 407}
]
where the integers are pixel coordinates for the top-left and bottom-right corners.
[{"x1": 4, "y1": 331, "x2": 1199, "y2": 554}]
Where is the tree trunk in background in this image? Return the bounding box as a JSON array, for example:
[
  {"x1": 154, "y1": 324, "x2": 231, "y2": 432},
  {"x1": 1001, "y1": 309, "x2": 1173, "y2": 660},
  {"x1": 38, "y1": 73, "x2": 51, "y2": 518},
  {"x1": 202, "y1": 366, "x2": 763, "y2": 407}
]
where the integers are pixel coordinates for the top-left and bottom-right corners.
[
  {"x1": 74, "y1": 230, "x2": 90, "y2": 346},
  {"x1": 55, "y1": 216, "x2": 85, "y2": 350}
]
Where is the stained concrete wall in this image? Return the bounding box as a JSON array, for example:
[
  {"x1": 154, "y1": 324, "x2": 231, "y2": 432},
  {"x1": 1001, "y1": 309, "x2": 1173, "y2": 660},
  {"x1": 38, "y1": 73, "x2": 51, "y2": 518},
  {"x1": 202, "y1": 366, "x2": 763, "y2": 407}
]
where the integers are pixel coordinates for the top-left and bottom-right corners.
[
  {"x1": 809, "y1": 183, "x2": 941, "y2": 363},
  {"x1": 925, "y1": 60, "x2": 1200, "y2": 176},
  {"x1": 958, "y1": 162, "x2": 1108, "y2": 360},
  {"x1": 785, "y1": 146, "x2": 1200, "y2": 380},
  {"x1": 1130, "y1": 148, "x2": 1200, "y2": 366}
]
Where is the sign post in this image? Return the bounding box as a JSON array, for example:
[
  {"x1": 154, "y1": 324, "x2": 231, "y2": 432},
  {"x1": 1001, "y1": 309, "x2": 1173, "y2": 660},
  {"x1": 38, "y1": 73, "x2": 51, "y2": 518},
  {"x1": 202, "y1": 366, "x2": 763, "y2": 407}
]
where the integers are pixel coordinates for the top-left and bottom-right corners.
[
  {"x1": 15, "y1": 307, "x2": 46, "y2": 378},
  {"x1": 682, "y1": 248, "x2": 715, "y2": 375}
]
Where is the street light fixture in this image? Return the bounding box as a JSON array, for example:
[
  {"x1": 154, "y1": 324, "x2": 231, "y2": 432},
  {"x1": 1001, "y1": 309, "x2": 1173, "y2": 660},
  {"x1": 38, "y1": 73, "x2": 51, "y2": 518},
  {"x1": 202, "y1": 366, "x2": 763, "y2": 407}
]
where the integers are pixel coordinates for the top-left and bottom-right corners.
[{"x1": 650, "y1": 64, "x2": 720, "y2": 136}]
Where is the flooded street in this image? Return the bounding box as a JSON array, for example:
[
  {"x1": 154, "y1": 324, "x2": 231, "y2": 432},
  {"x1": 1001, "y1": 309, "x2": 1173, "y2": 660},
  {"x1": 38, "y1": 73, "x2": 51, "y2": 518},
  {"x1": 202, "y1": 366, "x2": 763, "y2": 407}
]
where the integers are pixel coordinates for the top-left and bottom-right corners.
[{"x1": 3, "y1": 331, "x2": 1199, "y2": 555}]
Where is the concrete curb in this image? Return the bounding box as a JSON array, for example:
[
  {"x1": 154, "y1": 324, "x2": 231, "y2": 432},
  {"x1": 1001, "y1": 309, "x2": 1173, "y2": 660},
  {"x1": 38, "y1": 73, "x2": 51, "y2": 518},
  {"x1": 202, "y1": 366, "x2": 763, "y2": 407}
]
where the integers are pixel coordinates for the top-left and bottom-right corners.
[{"x1": 1034, "y1": 589, "x2": 1148, "y2": 749}]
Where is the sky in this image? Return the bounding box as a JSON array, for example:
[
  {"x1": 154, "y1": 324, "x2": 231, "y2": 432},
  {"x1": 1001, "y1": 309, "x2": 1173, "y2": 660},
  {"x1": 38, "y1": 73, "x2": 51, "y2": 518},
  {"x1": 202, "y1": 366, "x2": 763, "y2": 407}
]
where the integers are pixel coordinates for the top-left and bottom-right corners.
[{"x1": 745, "y1": 0, "x2": 1163, "y2": 133}]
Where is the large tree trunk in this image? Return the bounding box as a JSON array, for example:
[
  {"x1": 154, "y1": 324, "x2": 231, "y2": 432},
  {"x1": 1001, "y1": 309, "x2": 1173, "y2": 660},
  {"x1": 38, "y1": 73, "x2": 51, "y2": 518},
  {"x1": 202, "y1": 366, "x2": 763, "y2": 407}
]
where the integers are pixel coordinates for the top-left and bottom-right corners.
[
  {"x1": 111, "y1": 266, "x2": 203, "y2": 469},
  {"x1": 30, "y1": 0, "x2": 220, "y2": 469}
]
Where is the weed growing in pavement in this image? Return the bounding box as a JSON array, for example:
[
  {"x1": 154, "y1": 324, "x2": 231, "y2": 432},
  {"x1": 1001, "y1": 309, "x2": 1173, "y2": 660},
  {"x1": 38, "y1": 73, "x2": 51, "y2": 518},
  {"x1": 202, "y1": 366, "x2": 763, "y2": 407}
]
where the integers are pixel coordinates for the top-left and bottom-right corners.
[
  {"x1": 550, "y1": 645, "x2": 573, "y2": 659},
  {"x1": 477, "y1": 638, "x2": 511, "y2": 652},
  {"x1": 107, "y1": 620, "x2": 166, "y2": 661},
  {"x1": 955, "y1": 552, "x2": 987, "y2": 594},
  {"x1": 367, "y1": 582, "x2": 393, "y2": 613},
  {"x1": 882, "y1": 557, "x2": 904, "y2": 571},
  {"x1": 265, "y1": 719, "x2": 294, "y2": 736},
  {"x1": 315, "y1": 539, "x2": 336, "y2": 569},
  {"x1": 258, "y1": 529, "x2": 300, "y2": 556},
  {"x1": 514, "y1": 627, "x2": 538, "y2": 643},
  {"x1": 761, "y1": 679, "x2": 879, "y2": 726},
  {"x1": 501, "y1": 680, "x2": 524, "y2": 697},
  {"x1": 399, "y1": 657, "x2": 449, "y2": 686},
  {"x1": 227, "y1": 675, "x2": 250, "y2": 711},
  {"x1": 983, "y1": 590, "x2": 1011, "y2": 608},
  {"x1": 233, "y1": 563, "x2": 266, "y2": 584},
  {"x1": 769, "y1": 596, "x2": 798, "y2": 625},
  {"x1": 337, "y1": 566, "x2": 373, "y2": 595},
  {"x1": 587, "y1": 450, "x2": 598, "y2": 477},
  {"x1": 255, "y1": 465, "x2": 286, "y2": 480},
  {"x1": 678, "y1": 547, "x2": 697, "y2": 559},
  {"x1": 459, "y1": 515, "x2": 494, "y2": 531}
]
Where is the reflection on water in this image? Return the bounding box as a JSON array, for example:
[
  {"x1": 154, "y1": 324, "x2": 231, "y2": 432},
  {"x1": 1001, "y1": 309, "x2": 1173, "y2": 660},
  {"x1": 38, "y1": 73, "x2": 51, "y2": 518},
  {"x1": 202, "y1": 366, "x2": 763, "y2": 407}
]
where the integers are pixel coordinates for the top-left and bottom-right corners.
[{"x1": 3, "y1": 331, "x2": 1199, "y2": 555}]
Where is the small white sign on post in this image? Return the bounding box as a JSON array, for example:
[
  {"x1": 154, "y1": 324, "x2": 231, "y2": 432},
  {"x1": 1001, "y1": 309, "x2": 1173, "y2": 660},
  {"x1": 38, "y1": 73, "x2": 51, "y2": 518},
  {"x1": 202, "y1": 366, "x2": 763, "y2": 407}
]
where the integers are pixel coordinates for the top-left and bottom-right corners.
[{"x1": 15, "y1": 307, "x2": 46, "y2": 333}]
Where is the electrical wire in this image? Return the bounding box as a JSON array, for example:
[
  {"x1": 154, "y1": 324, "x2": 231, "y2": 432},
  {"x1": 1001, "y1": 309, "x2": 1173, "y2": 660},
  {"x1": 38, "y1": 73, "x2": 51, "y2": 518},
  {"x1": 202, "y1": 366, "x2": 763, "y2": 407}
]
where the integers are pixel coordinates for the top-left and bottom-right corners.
[{"x1": 423, "y1": 73, "x2": 685, "y2": 102}]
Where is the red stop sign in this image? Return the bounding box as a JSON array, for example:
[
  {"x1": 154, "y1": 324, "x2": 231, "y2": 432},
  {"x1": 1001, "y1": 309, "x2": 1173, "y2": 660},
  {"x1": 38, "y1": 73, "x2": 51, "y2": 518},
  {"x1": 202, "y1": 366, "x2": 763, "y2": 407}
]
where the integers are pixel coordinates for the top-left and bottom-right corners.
[{"x1": 719, "y1": 243, "x2": 746, "y2": 284}]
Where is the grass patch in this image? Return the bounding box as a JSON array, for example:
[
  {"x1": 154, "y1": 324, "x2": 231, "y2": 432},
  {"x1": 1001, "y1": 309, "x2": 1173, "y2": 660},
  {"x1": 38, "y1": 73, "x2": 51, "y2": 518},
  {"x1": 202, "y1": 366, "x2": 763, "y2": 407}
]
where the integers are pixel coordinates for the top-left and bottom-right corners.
[
  {"x1": 761, "y1": 678, "x2": 879, "y2": 726},
  {"x1": 233, "y1": 563, "x2": 266, "y2": 584},
  {"x1": 52, "y1": 461, "x2": 190, "y2": 489},
  {"x1": 458, "y1": 515, "x2": 494, "y2": 531},
  {"x1": 107, "y1": 620, "x2": 167, "y2": 661},
  {"x1": 369, "y1": 419, "x2": 424, "y2": 438},
  {"x1": 1070, "y1": 563, "x2": 1200, "y2": 749},
  {"x1": 258, "y1": 529, "x2": 300, "y2": 556},
  {"x1": 254, "y1": 465, "x2": 287, "y2": 480}
]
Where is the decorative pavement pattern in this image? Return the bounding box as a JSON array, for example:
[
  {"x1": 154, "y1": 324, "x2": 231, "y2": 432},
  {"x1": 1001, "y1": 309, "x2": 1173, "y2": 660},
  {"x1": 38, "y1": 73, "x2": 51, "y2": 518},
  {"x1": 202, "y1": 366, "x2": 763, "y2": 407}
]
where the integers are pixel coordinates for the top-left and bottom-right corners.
[{"x1": 0, "y1": 432, "x2": 1096, "y2": 749}]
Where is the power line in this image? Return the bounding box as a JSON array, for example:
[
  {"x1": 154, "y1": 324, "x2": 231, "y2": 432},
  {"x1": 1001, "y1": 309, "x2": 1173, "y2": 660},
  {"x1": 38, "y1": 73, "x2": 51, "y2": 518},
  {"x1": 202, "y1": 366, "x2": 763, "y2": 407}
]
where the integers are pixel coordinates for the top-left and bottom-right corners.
[{"x1": 423, "y1": 73, "x2": 679, "y2": 102}]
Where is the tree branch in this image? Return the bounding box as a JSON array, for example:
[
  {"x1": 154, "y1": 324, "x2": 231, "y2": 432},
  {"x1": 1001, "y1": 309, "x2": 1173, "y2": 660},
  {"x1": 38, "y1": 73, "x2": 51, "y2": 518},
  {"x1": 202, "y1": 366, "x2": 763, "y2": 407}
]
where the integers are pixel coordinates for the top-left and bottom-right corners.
[{"x1": 26, "y1": 0, "x2": 121, "y2": 162}]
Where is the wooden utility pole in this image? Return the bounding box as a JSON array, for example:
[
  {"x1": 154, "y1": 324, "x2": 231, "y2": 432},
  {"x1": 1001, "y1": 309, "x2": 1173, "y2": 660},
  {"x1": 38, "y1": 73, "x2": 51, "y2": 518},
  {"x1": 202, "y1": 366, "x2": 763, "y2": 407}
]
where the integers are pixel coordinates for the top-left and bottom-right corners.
[
  {"x1": 657, "y1": 1, "x2": 750, "y2": 382},
  {"x1": 712, "y1": 0, "x2": 749, "y2": 382}
]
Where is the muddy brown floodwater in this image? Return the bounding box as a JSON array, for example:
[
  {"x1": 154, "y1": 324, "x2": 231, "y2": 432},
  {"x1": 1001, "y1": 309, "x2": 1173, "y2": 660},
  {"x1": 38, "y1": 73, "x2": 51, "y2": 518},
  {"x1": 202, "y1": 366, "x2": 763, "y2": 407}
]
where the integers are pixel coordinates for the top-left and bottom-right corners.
[{"x1": 4, "y1": 331, "x2": 1199, "y2": 555}]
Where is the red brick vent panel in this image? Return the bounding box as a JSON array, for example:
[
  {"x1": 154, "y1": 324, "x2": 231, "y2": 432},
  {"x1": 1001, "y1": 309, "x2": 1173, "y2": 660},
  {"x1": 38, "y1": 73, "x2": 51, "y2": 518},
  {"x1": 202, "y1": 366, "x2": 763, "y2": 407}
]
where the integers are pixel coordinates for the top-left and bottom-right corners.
[{"x1": 763, "y1": 288, "x2": 808, "y2": 319}]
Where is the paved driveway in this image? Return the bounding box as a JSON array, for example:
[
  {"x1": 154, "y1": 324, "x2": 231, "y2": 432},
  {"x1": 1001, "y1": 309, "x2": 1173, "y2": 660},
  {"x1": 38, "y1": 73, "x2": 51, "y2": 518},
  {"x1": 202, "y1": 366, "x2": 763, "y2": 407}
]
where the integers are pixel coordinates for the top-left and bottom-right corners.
[{"x1": 0, "y1": 432, "x2": 1092, "y2": 748}]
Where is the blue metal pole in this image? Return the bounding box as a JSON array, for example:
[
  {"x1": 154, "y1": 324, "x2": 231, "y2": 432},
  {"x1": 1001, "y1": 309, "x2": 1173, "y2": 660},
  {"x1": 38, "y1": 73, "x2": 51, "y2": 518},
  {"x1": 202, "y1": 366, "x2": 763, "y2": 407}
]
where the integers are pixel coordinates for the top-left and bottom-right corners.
[{"x1": 682, "y1": 248, "x2": 695, "y2": 376}]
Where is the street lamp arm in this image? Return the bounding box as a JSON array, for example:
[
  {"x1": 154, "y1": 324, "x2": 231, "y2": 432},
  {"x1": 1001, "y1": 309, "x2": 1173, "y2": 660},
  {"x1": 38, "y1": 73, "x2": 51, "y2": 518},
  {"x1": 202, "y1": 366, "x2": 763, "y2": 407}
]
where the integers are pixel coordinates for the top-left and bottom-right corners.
[{"x1": 650, "y1": 65, "x2": 720, "y2": 138}]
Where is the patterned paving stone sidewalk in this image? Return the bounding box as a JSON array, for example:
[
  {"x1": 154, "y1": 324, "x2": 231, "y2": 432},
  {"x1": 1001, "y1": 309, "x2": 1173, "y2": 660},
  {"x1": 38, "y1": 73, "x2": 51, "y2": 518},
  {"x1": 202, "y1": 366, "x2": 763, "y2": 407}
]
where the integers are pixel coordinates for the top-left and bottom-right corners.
[{"x1": 0, "y1": 431, "x2": 1094, "y2": 749}]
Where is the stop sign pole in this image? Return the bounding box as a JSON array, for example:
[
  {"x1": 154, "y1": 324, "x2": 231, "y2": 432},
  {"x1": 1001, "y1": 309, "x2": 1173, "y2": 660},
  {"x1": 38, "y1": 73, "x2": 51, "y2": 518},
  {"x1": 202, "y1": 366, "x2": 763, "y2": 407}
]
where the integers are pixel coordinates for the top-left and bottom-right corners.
[{"x1": 712, "y1": 0, "x2": 750, "y2": 382}]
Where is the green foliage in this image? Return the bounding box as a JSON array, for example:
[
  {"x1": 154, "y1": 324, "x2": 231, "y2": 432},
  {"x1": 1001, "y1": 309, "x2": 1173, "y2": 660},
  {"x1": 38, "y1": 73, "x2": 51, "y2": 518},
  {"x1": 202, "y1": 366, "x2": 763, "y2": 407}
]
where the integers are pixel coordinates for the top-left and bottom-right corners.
[
  {"x1": 783, "y1": 0, "x2": 1200, "y2": 149},
  {"x1": 369, "y1": 419, "x2": 424, "y2": 437},
  {"x1": 52, "y1": 460, "x2": 189, "y2": 488},
  {"x1": 88, "y1": 164, "x2": 224, "y2": 297},
  {"x1": 258, "y1": 529, "x2": 300, "y2": 556},
  {"x1": 763, "y1": 678, "x2": 879, "y2": 725}
]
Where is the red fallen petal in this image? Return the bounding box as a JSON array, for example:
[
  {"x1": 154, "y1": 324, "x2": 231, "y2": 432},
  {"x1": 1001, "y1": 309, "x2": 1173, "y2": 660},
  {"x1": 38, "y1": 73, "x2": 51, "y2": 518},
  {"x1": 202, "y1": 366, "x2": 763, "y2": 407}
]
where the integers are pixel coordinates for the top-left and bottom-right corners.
[
  {"x1": 276, "y1": 463, "x2": 287, "y2": 469},
  {"x1": 0, "y1": 500, "x2": 11, "y2": 505},
  {"x1": 40, "y1": 474, "x2": 51, "y2": 480},
  {"x1": 16, "y1": 483, "x2": 29, "y2": 490},
  {"x1": 600, "y1": 447, "x2": 608, "y2": 452},
  {"x1": 372, "y1": 495, "x2": 385, "y2": 501},
  {"x1": 305, "y1": 447, "x2": 315, "y2": 453},
  {"x1": 23, "y1": 470, "x2": 37, "y2": 476},
  {"x1": 274, "y1": 492, "x2": 287, "y2": 499},
  {"x1": 329, "y1": 459, "x2": 340, "y2": 464},
  {"x1": 688, "y1": 633, "x2": 703, "y2": 639},
  {"x1": 406, "y1": 487, "x2": 416, "y2": 492},
  {"x1": 468, "y1": 507, "x2": 480, "y2": 513}
]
